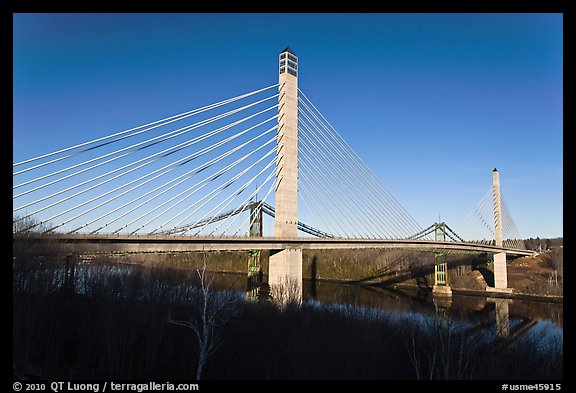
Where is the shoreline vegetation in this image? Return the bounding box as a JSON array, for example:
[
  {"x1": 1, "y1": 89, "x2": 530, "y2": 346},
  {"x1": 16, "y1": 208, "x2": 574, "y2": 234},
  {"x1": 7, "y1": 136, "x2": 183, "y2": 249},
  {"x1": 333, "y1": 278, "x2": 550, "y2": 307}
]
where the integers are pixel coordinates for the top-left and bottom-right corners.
[{"x1": 22, "y1": 243, "x2": 560, "y2": 300}]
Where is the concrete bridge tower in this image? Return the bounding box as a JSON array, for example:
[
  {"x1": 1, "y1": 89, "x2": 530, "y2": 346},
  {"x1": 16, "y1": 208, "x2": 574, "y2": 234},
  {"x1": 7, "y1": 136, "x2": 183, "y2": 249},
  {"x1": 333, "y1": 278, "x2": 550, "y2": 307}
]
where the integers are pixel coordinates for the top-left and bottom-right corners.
[
  {"x1": 492, "y1": 168, "x2": 510, "y2": 292},
  {"x1": 268, "y1": 47, "x2": 302, "y2": 299}
]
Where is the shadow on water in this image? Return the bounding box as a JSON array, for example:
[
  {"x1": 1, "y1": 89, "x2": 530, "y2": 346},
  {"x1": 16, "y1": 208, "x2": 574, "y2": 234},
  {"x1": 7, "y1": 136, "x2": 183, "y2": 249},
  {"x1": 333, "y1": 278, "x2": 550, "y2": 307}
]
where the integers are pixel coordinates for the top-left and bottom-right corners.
[
  {"x1": 70, "y1": 262, "x2": 562, "y2": 334},
  {"x1": 310, "y1": 256, "x2": 317, "y2": 300},
  {"x1": 61, "y1": 260, "x2": 564, "y2": 335},
  {"x1": 13, "y1": 256, "x2": 563, "y2": 379},
  {"x1": 204, "y1": 269, "x2": 562, "y2": 345}
]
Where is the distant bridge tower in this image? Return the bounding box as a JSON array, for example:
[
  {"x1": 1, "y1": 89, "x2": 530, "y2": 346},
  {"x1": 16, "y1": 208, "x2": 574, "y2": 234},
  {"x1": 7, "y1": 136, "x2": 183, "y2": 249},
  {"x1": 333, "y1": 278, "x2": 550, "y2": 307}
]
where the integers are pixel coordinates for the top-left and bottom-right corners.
[
  {"x1": 246, "y1": 202, "x2": 263, "y2": 302},
  {"x1": 491, "y1": 168, "x2": 510, "y2": 291},
  {"x1": 269, "y1": 47, "x2": 303, "y2": 300},
  {"x1": 432, "y1": 222, "x2": 452, "y2": 297}
]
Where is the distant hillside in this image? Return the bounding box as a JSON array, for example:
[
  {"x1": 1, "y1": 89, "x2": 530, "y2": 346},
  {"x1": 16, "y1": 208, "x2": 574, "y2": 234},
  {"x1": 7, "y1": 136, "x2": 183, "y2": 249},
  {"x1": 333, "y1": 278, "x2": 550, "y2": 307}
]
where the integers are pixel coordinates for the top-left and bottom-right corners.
[{"x1": 523, "y1": 237, "x2": 563, "y2": 251}]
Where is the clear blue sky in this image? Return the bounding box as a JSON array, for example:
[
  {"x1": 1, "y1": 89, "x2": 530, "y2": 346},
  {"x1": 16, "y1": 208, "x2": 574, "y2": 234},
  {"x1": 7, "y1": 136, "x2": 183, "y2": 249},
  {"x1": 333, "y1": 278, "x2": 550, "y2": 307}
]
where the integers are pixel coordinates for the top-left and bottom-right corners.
[{"x1": 13, "y1": 13, "x2": 563, "y2": 238}]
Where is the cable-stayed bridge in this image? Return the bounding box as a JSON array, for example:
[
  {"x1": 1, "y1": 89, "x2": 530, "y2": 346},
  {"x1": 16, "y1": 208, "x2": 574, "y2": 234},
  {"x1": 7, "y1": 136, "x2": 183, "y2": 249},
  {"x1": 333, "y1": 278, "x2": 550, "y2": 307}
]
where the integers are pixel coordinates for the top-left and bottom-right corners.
[{"x1": 13, "y1": 47, "x2": 533, "y2": 298}]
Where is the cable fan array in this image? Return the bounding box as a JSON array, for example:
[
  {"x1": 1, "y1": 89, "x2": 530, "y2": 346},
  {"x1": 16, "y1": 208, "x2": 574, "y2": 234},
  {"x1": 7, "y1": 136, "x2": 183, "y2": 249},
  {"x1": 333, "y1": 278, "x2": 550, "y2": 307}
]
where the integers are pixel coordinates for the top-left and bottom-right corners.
[
  {"x1": 296, "y1": 89, "x2": 425, "y2": 240},
  {"x1": 457, "y1": 187, "x2": 524, "y2": 249},
  {"x1": 13, "y1": 84, "x2": 281, "y2": 237},
  {"x1": 14, "y1": 80, "x2": 524, "y2": 245}
]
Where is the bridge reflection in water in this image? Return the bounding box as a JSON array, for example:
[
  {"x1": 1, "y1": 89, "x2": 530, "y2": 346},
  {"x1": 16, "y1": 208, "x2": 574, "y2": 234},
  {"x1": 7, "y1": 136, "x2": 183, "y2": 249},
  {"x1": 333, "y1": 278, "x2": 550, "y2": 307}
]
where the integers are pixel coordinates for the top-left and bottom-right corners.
[
  {"x1": 51, "y1": 254, "x2": 563, "y2": 349},
  {"x1": 311, "y1": 280, "x2": 562, "y2": 347},
  {"x1": 209, "y1": 270, "x2": 562, "y2": 346}
]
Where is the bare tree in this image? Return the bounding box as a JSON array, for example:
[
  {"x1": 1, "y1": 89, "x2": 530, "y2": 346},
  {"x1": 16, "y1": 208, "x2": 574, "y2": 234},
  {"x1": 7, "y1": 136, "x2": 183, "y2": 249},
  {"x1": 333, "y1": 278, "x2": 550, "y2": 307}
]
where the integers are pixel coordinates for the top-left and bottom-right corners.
[
  {"x1": 168, "y1": 253, "x2": 237, "y2": 380},
  {"x1": 406, "y1": 314, "x2": 480, "y2": 380},
  {"x1": 13, "y1": 214, "x2": 53, "y2": 236}
]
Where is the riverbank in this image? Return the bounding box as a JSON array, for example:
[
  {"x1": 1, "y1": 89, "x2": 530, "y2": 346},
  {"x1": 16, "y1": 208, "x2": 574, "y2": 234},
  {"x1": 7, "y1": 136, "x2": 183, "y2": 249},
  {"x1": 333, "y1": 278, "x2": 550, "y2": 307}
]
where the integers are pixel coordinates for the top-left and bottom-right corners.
[
  {"x1": 13, "y1": 259, "x2": 563, "y2": 380},
  {"x1": 383, "y1": 282, "x2": 563, "y2": 303},
  {"x1": 78, "y1": 249, "x2": 563, "y2": 302},
  {"x1": 303, "y1": 250, "x2": 563, "y2": 301}
]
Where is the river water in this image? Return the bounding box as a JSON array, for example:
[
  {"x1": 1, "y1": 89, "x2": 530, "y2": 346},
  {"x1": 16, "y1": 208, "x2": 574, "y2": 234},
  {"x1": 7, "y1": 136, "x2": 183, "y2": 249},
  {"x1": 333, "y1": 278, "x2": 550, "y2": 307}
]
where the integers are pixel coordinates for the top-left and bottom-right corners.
[
  {"x1": 67, "y1": 262, "x2": 563, "y2": 350},
  {"x1": 216, "y1": 272, "x2": 563, "y2": 348}
]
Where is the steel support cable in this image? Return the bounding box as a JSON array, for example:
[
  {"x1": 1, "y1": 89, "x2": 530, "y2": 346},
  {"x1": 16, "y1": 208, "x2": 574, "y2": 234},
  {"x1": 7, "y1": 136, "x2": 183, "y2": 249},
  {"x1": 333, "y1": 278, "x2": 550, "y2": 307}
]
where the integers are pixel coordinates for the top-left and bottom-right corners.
[
  {"x1": 494, "y1": 194, "x2": 510, "y2": 244},
  {"x1": 298, "y1": 111, "x2": 412, "y2": 239},
  {"x1": 297, "y1": 164, "x2": 346, "y2": 238},
  {"x1": 299, "y1": 135, "x2": 380, "y2": 238},
  {"x1": 298, "y1": 90, "x2": 424, "y2": 236},
  {"x1": 219, "y1": 171, "x2": 278, "y2": 237},
  {"x1": 468, "y1": 188, "x2": 494, "y2": 237},
  {"x1": 460, "y1": 188, "x2": 493, "y2": 242},
  {"x1": 259, "y1": 202, "x2": 334, "y2": 238},
  {"x1": 231, "y1": 178, "x2": 277, "y2": 237},
  {"x1": 301, "y1": 132, "x2": 378, "y2": 238},
  {"x1": 444, "y1": 223, "x2": 465, "y2": 242},
  {"x1": 14, "y1": 96, "x2": 279, "y2": 193},
  {"x1": 191, "y1": 164, "x2": 276, "y2": 236},
  {"x1": 475, "y1": 210, "x2": 494, "y2": 237},
  {"x1": 15, "y1": 115, "x2": 277, "y2": 230},
  {"x1": 14, "y1": 94, "x2": 278, "y2": 182},
  {"x1": 165, "y1": 204, "x2": 253, "y2": 235},
  {"x1": 298, "y1": 176, "x2": 344, "y2": 238},
  {"x1": 302, "y1": 122, "x2": 402, "y2": 237},
  {"x1": 125, "y1": 137, "x2": 276, "y2": 235},
  {"x1": 298, "y1": 104, "x2": 419, "y2": 239},
  {"x1": 134, "y1": 151, "x2": 275, "y2": 235},
  {"x1": 14, "y1": 107, "x2": 278, "y2": 214},
  {"x1": 501, "y1": 194, "x2": 520, "y2": 238},
  {"x1": 299, "y1": 123, "x2": 398, "y2": 239},
  {"x1": 502, "y1": 215, "x2": 516, "y2": 241},
  {"x1": 45, "y1": 131, "x2": 273, "y2": 234},
  {"x1": 210, "y1": 169, "x2": 276, "y2": 237},
  {"x1": 408, "y1": 224, "x2": 435, "y2": 239},
  {"x1": 14, "y1": 94, "x2": 273, "y2": 183},
  {"x1": 443, "y1": 231, "x2": 461, "y2": 242},
  {"x1": 474, "y1": 210, "x2": 495, "y2": 239},
  {"x1": 261, "y1": 203, "x2": 275, "y2": 217},
  {"x1": 169, "y1": 153, "x2": 277, "y2": 237},
  {"x1": 14, "y1": 83, "x2": 279, "y2": 169},
  {"x1": 477, "y1": 190, "x2": 496, "y2": 237},
  {"x1": 501, "y1": 195, "x2": 523, "y2": 249},
  {"x1": 34, "y1": 125, "x2": 277, "y2": 234},
  {"x1": 298, "y1": 142, "x2": 378, "y2": 239},
  {"x1": 79, "y1": 126, "x2": 277, "y2": 234},
  {"x1": 299, "y1": 156, "x2": 360, "y2": 238},
  {"x1": 167, "y1": 203, "x2": 255, "y2": 235},
  {"x1": 299, "y1": 108, "x2": 408, "y2": 237},
  {"x1": 298, "y1": 161, "x2": 356, "y2": 238},
  {"x1": 299, "y1": 104, "x2": 421, "y2": 240},
  {"x1": 176, "y1": 157, "x2": 277, "y2": 237},
  {"x1": 299, "y1": 145, "x2": 375, "y2": 238},
  {"x1": 298, "y1": 190, "x2": 327, "y2": 237},
  {"x1": 501, "y1": 214, "x2": 515, "y2": 244},
  {"x1": 419, "y1": 225, "x2": 436, "y2": 239},
  {"x1": 297, "y1": 223, "x2": 334, "y2": 238},
  {"x1": 155, "y1": 148, "x2": 277, "y2": 235},
  {"x1": 298, "y1": 93, "x2": 418, "y2": 230},
  {"x1": 98, "y1": 127, "x2": 277, "y2": 234},
  {"x1": 500, "y1": 199, "x2": 512, "y2": 233},
  {"x1": 298, "y1": 182, "x2": 342, "y2": 237},
  {"x1": 299, "y1": 98, "x2": 424, "y2": 237},
  {"x1": 299, "y1": 124, "x2": 390, "y2": 238},
  {"x1": 460, "y1": 206, "x2": 483, "y2": 242},
  {"x1": 411, "y1": 225, "x2": 436, "y2": 240}
]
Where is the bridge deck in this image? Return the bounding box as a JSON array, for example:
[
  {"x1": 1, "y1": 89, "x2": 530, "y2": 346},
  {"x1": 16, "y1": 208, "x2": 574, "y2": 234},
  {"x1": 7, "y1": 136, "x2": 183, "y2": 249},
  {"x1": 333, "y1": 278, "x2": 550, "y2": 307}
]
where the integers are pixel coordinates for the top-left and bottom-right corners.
[{"x1": 14, "y1": 233, "x2": 535, "y2": 256}]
